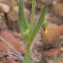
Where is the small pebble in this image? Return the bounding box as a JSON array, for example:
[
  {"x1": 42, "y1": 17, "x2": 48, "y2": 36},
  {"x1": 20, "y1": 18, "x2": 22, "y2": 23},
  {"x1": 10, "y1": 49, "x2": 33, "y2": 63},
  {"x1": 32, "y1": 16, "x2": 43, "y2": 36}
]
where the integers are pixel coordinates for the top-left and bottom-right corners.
[
  {"x1": 0, "y1": 3, "x2": 10, "y2": 13},
  {"x1": 60, "y1": 47, "x2": 63, "y2": 52}
]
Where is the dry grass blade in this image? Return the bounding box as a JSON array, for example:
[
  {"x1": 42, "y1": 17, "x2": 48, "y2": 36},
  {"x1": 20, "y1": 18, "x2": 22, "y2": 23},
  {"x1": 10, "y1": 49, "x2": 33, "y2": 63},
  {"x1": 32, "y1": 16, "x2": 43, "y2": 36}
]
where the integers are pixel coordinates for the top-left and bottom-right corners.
[{"x1": 0, "y1": 36, "x2": 24, "y2": 61}]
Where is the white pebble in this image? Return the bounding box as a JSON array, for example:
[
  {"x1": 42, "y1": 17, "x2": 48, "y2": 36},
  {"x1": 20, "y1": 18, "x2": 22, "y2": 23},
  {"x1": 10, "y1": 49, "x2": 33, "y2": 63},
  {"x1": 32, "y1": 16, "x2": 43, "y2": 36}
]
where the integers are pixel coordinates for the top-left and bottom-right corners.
[{"x1": 0, "y1": 3, "x2": 10, "y2": 13}]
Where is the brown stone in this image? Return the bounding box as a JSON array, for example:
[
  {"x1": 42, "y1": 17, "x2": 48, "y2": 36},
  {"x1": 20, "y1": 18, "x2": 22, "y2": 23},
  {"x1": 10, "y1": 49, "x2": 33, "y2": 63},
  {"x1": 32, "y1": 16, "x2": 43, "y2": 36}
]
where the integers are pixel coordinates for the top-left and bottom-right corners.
[
  {"x1": 6, "y1": 56, "x2": 18, "y2": 63},
  {"x1": 60, "y1": 47, "x2": 63, "y2": 52},
  {"x1": 0, "y1": 3, "x2": 10, "y2": 13},
  {"x1": 0, "y1": 29, "x2": 25, "y2": 55},
  {"x1": 59, "y1": 25, "x2": 63, "y2": 34},
  {"x1": 45, "y1": 23, "x2": 61, "y2": 45},
  {"x1": 44, "y1": 48, "x2": 60, "y2": 57}
]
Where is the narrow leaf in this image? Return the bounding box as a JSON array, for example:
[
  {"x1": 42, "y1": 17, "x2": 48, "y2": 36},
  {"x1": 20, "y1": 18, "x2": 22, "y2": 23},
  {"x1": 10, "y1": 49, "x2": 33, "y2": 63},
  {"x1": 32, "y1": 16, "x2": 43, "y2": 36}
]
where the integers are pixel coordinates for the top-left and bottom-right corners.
[
  {"x1": 28, "y1": 4, "x2": 48, "y2": 43},
  {"x1": 19, "y1": 0, "x2": 29, "y2": 38}
]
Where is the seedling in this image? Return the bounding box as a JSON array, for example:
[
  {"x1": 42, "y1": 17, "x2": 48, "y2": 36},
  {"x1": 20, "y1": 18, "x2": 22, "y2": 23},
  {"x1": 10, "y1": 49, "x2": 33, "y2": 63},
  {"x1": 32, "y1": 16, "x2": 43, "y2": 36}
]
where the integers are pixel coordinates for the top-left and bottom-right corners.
[{"x1": 19, "y1": 0, "x2": 48, "y2": 63}]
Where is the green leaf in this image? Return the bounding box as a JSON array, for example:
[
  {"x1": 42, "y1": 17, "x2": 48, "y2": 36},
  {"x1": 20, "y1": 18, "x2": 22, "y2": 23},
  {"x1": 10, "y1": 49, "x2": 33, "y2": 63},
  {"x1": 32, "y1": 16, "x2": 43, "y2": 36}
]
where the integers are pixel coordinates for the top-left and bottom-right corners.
[
  {"x1": 42, "y1": 19, "x2": 48, "y2": 30},
  {"x1": 19, "y1": 0, "x2": 29, "y2": 40},
  {"x1": 28, "y1": 4, "x2": 48, "y2": 43},
  {"x1": 22, "y1": 56, "x2": 34, "y2": 63},
  {"x1": 42, "y1": 19, "x2": 48, "y2": 26}
]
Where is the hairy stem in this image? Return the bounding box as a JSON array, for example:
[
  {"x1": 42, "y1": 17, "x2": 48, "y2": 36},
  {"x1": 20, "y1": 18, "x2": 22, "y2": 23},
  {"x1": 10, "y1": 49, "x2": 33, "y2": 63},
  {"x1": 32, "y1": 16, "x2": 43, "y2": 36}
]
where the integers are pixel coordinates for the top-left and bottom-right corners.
[
  {"x1": 29, "y1": 0, "x2": 36, "y2": 33},
  {"x1": 26, "y1": 44, "x2": 30, "y2": 63}
]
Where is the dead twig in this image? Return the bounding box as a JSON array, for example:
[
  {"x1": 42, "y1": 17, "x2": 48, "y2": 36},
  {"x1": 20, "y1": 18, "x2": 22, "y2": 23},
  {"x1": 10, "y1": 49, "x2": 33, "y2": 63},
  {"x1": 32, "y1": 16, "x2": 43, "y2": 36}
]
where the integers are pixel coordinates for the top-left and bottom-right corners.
[{"x1": 0, "y1": 36, "x2": 24, "y2": 61}]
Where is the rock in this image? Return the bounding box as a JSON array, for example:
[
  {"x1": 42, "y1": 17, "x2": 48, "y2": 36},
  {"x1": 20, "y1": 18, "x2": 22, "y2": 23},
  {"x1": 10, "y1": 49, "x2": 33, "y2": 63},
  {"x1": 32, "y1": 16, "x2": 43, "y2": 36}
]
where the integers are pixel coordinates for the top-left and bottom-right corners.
[
  {"x1": 0, "y1": 0, "x2": 11, "y2": 5},
  {"x1": 57, "y1": 0, "x2": 63, "y2": 4},
  {"x1": 7, "y1": 10, "x2": 18, "y2": 22},
  {"x1": 7, "y1": 9, "x2": 19, "y2": 32},
  {"x1": 53, "y1": 2, "x2": 63, "y2": 17},
  {"x1": 36, "y1": 0, "x2": 43, "y2": 10},
  {"x1": 0, "y1": 3, "x2": 10, "y2": 13},
  {"x1": 13, "y1": 6, "x2": 18, "y2": 12},
  {"x1": 13, "y1": 32, "x2": 23, "y2": 39},
  {"x1": 59, "y1": 25, "x2": 63, "y2": 34},
  {"x1": 0, "y1": 17, "x2": 7, "y2": 30},
  {"x1": 44, "y1": 48, "x2": 60, "y2": 57},
  {"x1": 0, "y1": 29, "x2": 25, "y2": 55},
  {"x1": 60, "y1": 47, "x2": 63, "y2": 52},
  {"x1": 58, "y1": 35, "x2": 63, "y2": 49},
  {"x1": 6, "y1": 56, "x2": 18, "y2": 63},
  {"x1": 44, "y1": 23, "x2": 61, "y2": 45}
]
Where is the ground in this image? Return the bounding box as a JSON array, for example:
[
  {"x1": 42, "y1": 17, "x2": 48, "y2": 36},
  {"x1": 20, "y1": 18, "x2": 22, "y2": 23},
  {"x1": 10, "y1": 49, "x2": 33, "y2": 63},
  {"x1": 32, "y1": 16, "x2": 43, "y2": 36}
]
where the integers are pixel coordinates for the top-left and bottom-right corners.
[{"x1": 0, "y1": 0, "x2": 63, "y2": 63}]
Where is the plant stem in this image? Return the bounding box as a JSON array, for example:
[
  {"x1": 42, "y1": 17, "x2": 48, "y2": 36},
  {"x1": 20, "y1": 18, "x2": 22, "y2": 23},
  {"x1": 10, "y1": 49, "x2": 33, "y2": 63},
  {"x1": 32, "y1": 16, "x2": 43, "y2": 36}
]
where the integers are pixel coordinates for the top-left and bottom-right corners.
[
  {"x1": 26, "y1": 44, "x2": 30, "y2": 63},
  {"x1": 29, "y1": 0, "x2": 36, "y2": 32}
]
